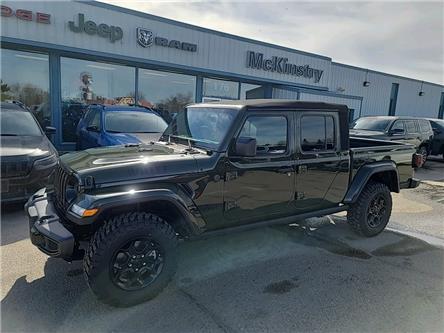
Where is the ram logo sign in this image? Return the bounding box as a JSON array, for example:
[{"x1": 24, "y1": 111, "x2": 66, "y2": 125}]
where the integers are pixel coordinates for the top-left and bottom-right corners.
[
  {"x1": 137, "y1": 28, "x2": 154, "y2": 47},
  {"x1": 136, "y1": 27, "x2": 197, "y2": 52}
]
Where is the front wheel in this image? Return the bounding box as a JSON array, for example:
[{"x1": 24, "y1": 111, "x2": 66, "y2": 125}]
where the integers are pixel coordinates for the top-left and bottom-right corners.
[
  {"x1": 347, "y1": 181, "x2": 392, "y2": 237},
  {"x1": 83, "y1": 212, "x2": 178, "y2": 307}
]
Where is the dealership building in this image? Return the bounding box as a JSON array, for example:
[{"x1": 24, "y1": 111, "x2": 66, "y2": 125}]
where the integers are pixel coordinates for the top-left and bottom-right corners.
[{"x1": 1, "y1": 0, "x2": 444, "y2": 150}]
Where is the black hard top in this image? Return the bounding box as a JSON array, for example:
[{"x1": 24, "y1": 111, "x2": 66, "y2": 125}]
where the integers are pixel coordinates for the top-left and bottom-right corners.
[{"x1": 193, "y1": 99, "x2": 349, "y2": 113}]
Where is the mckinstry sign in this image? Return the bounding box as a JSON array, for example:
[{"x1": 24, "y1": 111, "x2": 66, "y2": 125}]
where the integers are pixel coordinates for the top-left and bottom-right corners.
[
  {"x1": 68, "y1": 13, "x2": 123, "y2": 43},
  {"x1": 246, "y1": 51, "x2": 324, "y2": 83}
]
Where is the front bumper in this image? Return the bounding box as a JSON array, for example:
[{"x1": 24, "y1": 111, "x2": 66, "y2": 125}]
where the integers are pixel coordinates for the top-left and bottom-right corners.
[{"x1": 25, "y1": 188, "x2": 75, "y2": 259}]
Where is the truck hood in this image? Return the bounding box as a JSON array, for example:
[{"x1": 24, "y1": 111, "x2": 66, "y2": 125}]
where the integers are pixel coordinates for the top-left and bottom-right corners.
[
  {"x1": 0, "y1": 135, "x2": 56, "y2": 158},
  {"x1": 60, "y1": 143, "x2": 201, "y2": 185}
]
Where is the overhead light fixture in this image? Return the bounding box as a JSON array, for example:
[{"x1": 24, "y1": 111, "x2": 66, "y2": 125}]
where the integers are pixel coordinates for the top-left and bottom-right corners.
[
  {"x1": 87, "y1": 64, "x2": 116, "y2": 71},
  {"x1": 419, "y1": 81, "x2": 425, "y2": 96},
  {"x1": 15, "y1": 54, "x2": 48, "y2": 61},
  {"x1": 363, "y1": 69, "x2": 370, "y2": 87}
]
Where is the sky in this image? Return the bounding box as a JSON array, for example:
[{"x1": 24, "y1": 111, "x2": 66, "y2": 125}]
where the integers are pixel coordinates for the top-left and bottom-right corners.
[{"x1": 102, "y1": 0, "x2": 444, "y2": 85}]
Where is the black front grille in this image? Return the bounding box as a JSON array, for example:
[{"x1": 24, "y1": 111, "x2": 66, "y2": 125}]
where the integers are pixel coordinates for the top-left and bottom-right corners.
[
  {"x1": 54, "y1": 164, "x2": 76, "y2": 210},
  {"x1": 1, "y1": 159, "x2": 32, "y2": 178}
]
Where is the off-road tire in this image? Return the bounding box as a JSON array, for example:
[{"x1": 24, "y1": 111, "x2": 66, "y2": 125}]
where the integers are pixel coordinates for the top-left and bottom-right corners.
[
  {"x1": 347, "y1": 181, "x2": 392, "y2": 237},
  {"x1": 83, "y1": 212, "x2": 178, "y2": 307}
]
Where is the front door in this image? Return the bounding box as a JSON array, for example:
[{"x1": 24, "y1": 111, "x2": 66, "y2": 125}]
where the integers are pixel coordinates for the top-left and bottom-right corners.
[
  {"x1": 293, "y1": 112, "x2": 349, "y2": 213},
  {"x1": 223, "y1": 112, "x2": 295, "y2": 225}
]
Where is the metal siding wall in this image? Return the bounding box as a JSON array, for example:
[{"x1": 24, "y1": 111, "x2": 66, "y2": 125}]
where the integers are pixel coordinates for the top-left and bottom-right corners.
[
  {"x1": 330, "y1": 64, "x2": 444, "y2": 118},
  {"x1": 1, "y1": 1, "x2": 330, "y2": 88},
  {"x1": 272, "y1": 88, "x2": 299, "y2": 99}
]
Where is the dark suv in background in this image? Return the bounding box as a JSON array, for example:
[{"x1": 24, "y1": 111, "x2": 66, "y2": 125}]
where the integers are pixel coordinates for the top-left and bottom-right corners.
[
  {"x1": 350, "y1": 116, "x2": 434, "y2": 163},
  {"x1": 427, "y1": 118, "x2": 444, "y2": 159},
  {"x1": 1, "y1": 101, "x2": 58, "y2": 203}
]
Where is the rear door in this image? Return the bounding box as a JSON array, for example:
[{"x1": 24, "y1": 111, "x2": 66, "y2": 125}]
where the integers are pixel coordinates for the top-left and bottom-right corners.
[
  {"x1": 293, "y1": 112, "x2": 349, "y2": 213},
  {"x1": 223, "y1": 111, "x2": 296, "y2": 225},
  {"x1": 404, "y1": 119, "x2": 421, "y2": 148}
]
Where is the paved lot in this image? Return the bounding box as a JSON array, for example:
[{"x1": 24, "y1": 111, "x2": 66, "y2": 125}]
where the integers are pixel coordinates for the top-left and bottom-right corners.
[{"x1": 1, "y1": 161, "x2": 443, "y2": 333}]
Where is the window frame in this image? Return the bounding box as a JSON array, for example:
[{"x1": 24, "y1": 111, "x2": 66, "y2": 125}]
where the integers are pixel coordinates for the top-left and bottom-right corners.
[
  {"x1": 299, "y1": 112, "x2": 339, "y2": 154},
  {"x1": 233, "y1": 112, "x2": 291, "y2": 157},
  {"x1": 390, "y1": 120, "x2": 406, "y2": 134}
]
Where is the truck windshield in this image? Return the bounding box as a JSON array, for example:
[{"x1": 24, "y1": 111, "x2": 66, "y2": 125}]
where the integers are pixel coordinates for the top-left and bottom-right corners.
[
  {"x1": 1, "y1": 110, "x2": 42, "y2": 136},
  {"x1": 105, "y1": 111, "x2": 167, "y2": 133},
  {"x1": 161, "y1": 107, "x2": 238, "y2": 150},
  {"x1": 351, "y1": 117, "x2": 391, "y2": 131}
]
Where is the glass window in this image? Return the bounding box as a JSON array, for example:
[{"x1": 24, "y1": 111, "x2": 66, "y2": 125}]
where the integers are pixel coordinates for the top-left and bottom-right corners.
[
  {"x1": 240, "y1": 83, "x2": 262, "y2": 99},
  {"x1": 203, "y1": 78, "x2": 239, "y2": 100},
  {"x1": 138, "y1": 69, "x2": 196, "y2": 123},
  {"x1": 60, "y1": 57, "x2": 135, "y2": 142},
  {"x1": 105, "y1": 111, "x2": 167, "y2": 133},
  {"x1": 162, "y1": 107, "x2": 238, "y2": 150},
  {"x1": 351, "y1": 117, "x2": 390, "y2": 131},
  {"x1": 301, "y1": 115, "x2": 336, "y2": 152},
  {"x1": 1, "y1": 110, "x2": 42, "y2": 136},
  {"x1": 1, "y1": 49, "x2": 50, "y2": 128},
  {"x1": 419, "y1": 120, "x2": 431, "y2": 133},
  {"x1": 391, "y1": 120, "x2": 405, "y2": 132},
  {"x1": 239, "y1": 116, "x2": 287, "y2": 154},
  {"x1": 405, "y1": 120, "x2": 417, "y2": 133},
  {"x1": 89, "y1": 110, "x2": 101, "y2": 128}
]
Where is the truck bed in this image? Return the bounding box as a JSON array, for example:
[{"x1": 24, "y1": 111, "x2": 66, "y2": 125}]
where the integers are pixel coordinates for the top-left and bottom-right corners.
[{"x1": 349, "y1": 136, "x2": 416, "y2": 187}]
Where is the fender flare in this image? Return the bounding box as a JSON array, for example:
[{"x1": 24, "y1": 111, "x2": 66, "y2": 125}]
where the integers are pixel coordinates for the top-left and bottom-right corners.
[
  {"x1": 69, "y1": 188, "x2": 204, "y2": 236},
  {"x1": 343, "y1": 161, "x2": 400, "y2": 204}
]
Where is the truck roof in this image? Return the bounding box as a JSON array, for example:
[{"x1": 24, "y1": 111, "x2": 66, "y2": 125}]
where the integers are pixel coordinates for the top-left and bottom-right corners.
[{"x1": 192, "y1": 99, "x2": 349, "y2": 113}]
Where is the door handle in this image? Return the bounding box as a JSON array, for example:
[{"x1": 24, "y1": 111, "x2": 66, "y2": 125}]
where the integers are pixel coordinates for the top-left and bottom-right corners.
[{"x1": 277, "y1": 167, "x2": 294, "y2": 174}]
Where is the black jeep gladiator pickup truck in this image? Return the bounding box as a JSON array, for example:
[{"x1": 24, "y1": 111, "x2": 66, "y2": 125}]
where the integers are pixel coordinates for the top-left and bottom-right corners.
[{"x1": 26, "y1": 100, "x2": 421, "y2": 307}]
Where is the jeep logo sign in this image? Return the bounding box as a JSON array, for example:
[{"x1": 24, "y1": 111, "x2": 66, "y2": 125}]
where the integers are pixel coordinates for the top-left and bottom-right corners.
[
  {"x1": 246, "y1": 51, "x2": 324, "y2": 83},
  {"x1": 69, "y1": 13, "x2": 123, "y2": 43}
]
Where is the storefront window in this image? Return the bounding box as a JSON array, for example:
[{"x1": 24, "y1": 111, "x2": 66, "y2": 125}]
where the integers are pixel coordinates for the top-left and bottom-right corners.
[
  {"x1": 60, "y1": 57, "x2": 135, "y2": 142},
  {"x1": 240, "y1": 83, "x2": 263, "y2": 99},
  {"x1": 1, "y1": 49, "x2": 50, "y2": 127},
  {"x1": 203, "y1": 77, "x2": 239, "y2": 101},
  {"x1": 137, "y1": 69, "x2": 196, "y2": 123}
]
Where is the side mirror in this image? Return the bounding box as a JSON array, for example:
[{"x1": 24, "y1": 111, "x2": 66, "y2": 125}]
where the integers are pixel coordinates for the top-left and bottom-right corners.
[
  {"x1": 86, "y1": 125, "x2": 99, "y2": 132},
  {"x1": 44, "y1": 126, "x2": 56, "y2": 135},
  {"x1": 234, "y1": 137, "x2": 257, "y2": 157},
  {"x1": 389, "y1": 128, "x2": 404, "y2": 136}
]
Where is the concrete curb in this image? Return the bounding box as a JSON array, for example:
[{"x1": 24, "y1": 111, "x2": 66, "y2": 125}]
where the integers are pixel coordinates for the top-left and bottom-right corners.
[{"x1": 421, "y1": 180, "x2": 444, "y2": 187}]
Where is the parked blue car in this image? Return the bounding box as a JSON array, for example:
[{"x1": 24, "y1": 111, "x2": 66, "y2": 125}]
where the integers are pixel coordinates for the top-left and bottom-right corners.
[{"x1": 76, "y1": 105, "x2": 168, "y2": 150}]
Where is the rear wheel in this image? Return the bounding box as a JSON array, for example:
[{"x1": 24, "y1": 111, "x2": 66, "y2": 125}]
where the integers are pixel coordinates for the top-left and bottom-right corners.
[
  {"x1": 84, "y1": 212, "x2": 178, "y2": 307},
  {"x1": 347, "y1": 181, "x2": 392, "y2": 237},
  {"x1": 418, "y1": 146, "x2": 428, "y2": 166}
]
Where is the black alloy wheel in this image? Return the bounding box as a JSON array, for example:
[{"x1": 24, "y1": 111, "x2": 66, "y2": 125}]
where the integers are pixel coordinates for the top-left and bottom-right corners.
[{"x1": 111, "y1": 238, "x2": 164, "y2": 291}]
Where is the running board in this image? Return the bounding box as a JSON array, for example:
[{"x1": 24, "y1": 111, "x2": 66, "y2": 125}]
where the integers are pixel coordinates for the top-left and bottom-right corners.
[{"x1": 191, "y1": 205, "x2": 348, "y2": 240}]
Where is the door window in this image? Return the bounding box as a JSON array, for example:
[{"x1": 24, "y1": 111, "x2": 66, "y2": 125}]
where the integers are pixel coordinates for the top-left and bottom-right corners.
[
  {"x1": 301, "y1": 115, "x2": 336, "y2": 152},
  {"x1": 405, "y1": 120, "x2": 417, "y2": 133},
  {"x1": 391, "y1": 120, "x2": 405, "y2": 132},
  {"x1": 239, "y1": 116, "x2": 287, "y2": 155}
]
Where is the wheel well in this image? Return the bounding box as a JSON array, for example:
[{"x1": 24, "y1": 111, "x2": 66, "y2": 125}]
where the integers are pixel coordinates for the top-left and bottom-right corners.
[
  {"x1": 369, "y1": 170, "x2": 399, "y2": 193},
  {"x1": 97, "y1": 200, "x2": 193, "y2": 238}
]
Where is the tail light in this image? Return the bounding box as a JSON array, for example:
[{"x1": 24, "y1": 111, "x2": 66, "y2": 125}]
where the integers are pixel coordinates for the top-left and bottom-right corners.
[{"x1": 412, "y1": 153, "x2": 424, "y2": 168}]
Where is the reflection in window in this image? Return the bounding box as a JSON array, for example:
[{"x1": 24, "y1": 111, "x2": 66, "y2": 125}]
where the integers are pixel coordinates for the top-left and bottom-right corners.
[
  {"x1": 240, "y1": 116, "x2": 287, "y2": 154},
  {"x1": 203, "y1": 78, "x2": 239, "y2": 100},
  {"x1": 1, "y1": 49, "x2": 50, "y2": 128},
  {"x1": 60, "y1": 57, "x2": 135, "y2": 142},
  {"x1": 240, "y1": 83, "x2": 262, "y2": 99},
  {"x1": 301, "y1": 115, "x2": 336, "y2": 152},
  {"x1": 138, "y1": 69, "x2": 196, "y2": 123}
]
